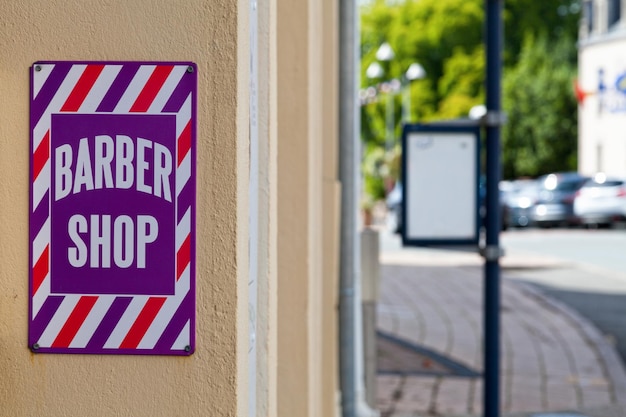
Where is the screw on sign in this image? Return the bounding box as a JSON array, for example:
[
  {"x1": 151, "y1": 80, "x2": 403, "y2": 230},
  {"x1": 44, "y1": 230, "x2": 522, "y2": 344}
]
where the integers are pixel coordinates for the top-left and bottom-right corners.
[{"x1": 29, "y1": 62, "x2": 197, "y2": 355}]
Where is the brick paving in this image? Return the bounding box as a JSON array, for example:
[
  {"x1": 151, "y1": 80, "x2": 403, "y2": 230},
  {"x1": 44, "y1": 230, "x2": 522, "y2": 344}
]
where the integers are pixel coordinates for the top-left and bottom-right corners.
[{"x1": 374, "y1": 242, "x2": 626, "y2": 417}]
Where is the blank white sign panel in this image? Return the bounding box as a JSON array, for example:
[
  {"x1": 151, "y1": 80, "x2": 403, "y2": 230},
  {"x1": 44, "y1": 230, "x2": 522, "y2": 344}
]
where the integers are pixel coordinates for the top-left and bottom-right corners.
[{"x1": 405, "y1": 132, "x2": 477, "y2": 241}]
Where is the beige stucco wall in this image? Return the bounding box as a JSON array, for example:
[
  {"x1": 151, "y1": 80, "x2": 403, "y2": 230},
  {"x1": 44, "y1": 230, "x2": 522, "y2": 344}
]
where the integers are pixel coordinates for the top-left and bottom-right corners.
[
  {"x1": 1, "y1": 0, "x2": 340, "y2": 416},
  {"x1": 276, "y1": 0, "x2": 318, "y2": 412},
  {"x1": 276, "y1": 0, "x2": 340, "y2": 415},
  {"x1": 321, "y1": 0, "x2": 341, "y2": 415},
  {"x1": 1, "y1": 1, "x2": 250, "y2": 416}
]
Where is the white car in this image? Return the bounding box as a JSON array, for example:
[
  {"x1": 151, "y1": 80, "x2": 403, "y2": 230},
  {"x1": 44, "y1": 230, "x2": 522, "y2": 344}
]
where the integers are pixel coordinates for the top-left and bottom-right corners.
[{"x1": 573, "y1": 174, "x2": 626, "y2": 227}]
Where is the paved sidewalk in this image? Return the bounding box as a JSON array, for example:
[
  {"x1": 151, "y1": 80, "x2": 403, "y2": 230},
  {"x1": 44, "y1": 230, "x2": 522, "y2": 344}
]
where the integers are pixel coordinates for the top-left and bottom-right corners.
[{"x1": 374, "y1": 236, "x2": 626, "y2": 417}]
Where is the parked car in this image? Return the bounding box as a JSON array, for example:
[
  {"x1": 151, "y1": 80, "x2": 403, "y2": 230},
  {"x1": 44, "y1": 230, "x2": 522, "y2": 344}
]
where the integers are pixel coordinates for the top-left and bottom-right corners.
[
  {"x1": 483, "y1": 180, "x2": 516, "y2": 231},
  {"x1": 573, "y1": 173, "x2": 626, "y2": 227},
  {"x1": 529, "y1": 172, "x2": 590, "y2": 228},
  {"x1": 501, "y1": 179, "x2": 540, "y2": 228}
]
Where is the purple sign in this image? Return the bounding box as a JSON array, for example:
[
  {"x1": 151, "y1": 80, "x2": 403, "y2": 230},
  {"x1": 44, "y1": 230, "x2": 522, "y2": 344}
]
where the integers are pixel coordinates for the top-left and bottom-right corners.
[
  {"x1": 51, "y1": 114, "x2": 176, "y2": 295},
  {"x1": 29, "y1": 61, "x2": 196, "y2": 356}
]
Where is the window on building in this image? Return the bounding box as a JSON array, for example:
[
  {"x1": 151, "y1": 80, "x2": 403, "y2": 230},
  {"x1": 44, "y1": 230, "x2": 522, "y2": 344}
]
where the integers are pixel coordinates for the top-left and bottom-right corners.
[
  {"x1": 583, "y1": 0, "x2": 594, "y2": 33},
  {"x1": 608, "y1": 0, "x2": 621, "y2": 28}
]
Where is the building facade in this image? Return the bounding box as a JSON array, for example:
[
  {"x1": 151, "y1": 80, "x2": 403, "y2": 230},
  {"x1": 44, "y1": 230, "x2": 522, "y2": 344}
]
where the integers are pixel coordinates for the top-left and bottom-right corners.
[
  {"x1": 1, "y1": 1, "x2": 342, "y2": 416},
  {"x1": 579, "y1": 0, "x2": 626, "y2": 176}
]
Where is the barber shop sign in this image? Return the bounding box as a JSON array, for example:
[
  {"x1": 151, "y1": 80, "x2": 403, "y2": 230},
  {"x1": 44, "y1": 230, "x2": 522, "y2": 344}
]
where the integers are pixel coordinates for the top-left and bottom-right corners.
[{"x1": 29, "y1": 62, "x2": 196, "y2": 355}]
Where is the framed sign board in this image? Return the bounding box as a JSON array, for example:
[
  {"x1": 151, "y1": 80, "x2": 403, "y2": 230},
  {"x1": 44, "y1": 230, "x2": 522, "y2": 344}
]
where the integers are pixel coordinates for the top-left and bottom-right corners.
[
  {"x1": 29, "y1": 61, "x2": 196, "y2": 355},
  {"x1": 401, "y1": 123, "x2": 480, "y2": 246}
]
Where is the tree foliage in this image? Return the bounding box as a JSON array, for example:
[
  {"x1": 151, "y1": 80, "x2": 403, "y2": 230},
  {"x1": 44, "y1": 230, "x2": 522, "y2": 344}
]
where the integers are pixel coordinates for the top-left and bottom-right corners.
[
  {"x1": 503, "y1": 0, "x2": 581, "y2": 64},
  {"x1": 360, "y1": 0, "x2": 581, "y2": 198},
  {"x1": 502, "y1": 35, "x2": 578, "y2": 178}
]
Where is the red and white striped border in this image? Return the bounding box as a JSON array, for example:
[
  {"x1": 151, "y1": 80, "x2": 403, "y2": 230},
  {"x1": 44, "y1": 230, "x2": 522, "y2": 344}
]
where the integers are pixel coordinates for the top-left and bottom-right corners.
[{"x1": 30, "y1": 62, "x2": 195, "y2": 354}]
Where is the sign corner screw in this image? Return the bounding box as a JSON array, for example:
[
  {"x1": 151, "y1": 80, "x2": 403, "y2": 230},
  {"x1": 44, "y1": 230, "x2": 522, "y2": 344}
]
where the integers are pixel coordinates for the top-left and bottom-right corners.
[
  {"x1": 35, "y1": 65, "x2": 42, "y2": 72},
  {"x1": 187, "y1": 66, "x2": 194, "y2": 73},
  {"x1": 32, "y1": 343, "x2": 40, "y2": 351},
  {"x1": 185, "y1": 345, "x2": 191, "y2": 352}
]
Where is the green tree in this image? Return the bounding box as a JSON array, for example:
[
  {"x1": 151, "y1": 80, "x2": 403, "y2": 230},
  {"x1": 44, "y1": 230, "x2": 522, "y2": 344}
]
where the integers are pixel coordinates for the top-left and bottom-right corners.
[
  {"x1": 437, "y1": 46, "x2": 485, "y2": 118},
  {"x1": 359, "y1": 0, "x2": 581, "y2": 199},
  {"x1": 361, "y1": 0, "x2": 484, "y2": 109},
  {"x1": 502, "y1": 34, "x2": 578, "y2": 178},
  {"x1": 360, "y1": 0, "x2": 485, "y2": 199},
  {"x1": 503, "y1": 0, "x2": 581, "y2": 64}
]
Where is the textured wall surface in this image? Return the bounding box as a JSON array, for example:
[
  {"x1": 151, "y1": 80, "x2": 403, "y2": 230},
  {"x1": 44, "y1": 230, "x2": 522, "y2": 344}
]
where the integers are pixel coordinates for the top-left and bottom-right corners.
[{"x1": 0, "y1": 1, "x2": 249, "y2": 416}]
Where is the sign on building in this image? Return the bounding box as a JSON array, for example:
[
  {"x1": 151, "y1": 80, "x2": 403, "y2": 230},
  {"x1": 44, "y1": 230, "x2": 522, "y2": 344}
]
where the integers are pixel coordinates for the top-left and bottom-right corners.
[{"x1": 29, "y1": 61, "x2": 197, "y2": 355}]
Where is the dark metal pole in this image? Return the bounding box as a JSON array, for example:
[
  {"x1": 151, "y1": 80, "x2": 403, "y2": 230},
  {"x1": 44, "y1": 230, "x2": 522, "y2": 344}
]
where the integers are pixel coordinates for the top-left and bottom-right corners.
[{"x1": 484, "y1": 0, "x2": 503, "y2": 416}]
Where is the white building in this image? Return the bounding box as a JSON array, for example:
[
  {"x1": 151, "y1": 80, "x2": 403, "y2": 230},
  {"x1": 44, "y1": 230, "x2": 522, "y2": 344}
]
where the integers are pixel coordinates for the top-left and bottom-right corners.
[{"x1": 578, "y1": 0, "x2": 626, "y2": 176}]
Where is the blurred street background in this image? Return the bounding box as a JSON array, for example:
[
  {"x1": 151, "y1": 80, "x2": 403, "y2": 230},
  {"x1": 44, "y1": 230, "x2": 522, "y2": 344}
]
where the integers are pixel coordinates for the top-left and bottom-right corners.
[{"x1": 374, "y1": 214, "x2": 626, "y2": 416}]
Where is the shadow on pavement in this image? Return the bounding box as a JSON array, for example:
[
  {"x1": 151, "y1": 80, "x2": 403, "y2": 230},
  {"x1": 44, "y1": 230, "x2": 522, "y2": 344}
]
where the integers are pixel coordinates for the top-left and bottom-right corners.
[{"x1": 377, "y1": 331, "x2": 480, "y2": 378}]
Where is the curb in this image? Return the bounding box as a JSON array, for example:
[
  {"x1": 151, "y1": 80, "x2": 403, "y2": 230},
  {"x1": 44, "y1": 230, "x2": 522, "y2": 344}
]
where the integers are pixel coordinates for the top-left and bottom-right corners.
[{"x1": 510, "y1": 278, "x2": 626, "y2": 406}]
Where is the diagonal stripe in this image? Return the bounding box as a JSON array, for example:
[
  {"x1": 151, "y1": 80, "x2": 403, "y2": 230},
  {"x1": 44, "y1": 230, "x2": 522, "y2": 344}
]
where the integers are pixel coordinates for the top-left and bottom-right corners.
[
  {"x1": 113, "y1": 65, "x2": 156, "y2": 113},
  {"x1": 119, "y1": 297, "x2": 167, "y2": 349},
  {"x1": 31, "y1": 192, "x2": 51, "y2": 316},
  {"x1": 86, "y1": 297, "x2": 132, "y2": 350},
  {"x1": 176, "y1": 178, "x2": 194, "y2": 224},
  {"x1": 103, "y1": 296, "x2": 148, "y2": 348},
  {"x1": 176, "y1": 208, "x2": 191, "y2": 249},
  {"x1": 77, "y1": 65, "x2": 123, "y2": 112},
  {"x1": 177, "y1": 121, "x2": 192, "y2": 166},
  {"x1": 176, "y1": 235, "x2": 191, "y2": 280},
  {"x1": 51, "y1": 296, "x2": 98, "y2": 348},
  {"x1": 60, "y1": 64, "x2": 105, "y2": 111},
  {"x1": 31, "y1": 64, "x2": 71, "y2": 124},
  {"x1": 130, "y1": 65, "x2": 174, "y2": 112},
  {"x1": 171, "y1": 320, "x2": 191, "y2": 351},
  {"x1": 176, "y1": 153, "x2": 191, "y2": 197},
  {"x1": 32, "y1": 274, "x2": 51, "y2": 318},
  {"x1": 31, "y1": 195, "x2": 50, "y2": 252},
  {"x1": 33, "y1": 245, "x2": 49, "y2": 295},
  {"x1": 96, "y1": 65, "x2": 140, "y2": 112},
  {"x1": 148, "y1": 65, "x2": 189, "y2": 113},
  {"x1": 176, "y1": 256, "x2": 191, "y2": 290},
  {"x1": 32, "y1": 64, "x2": 55, "y2": 99},
  {"x1": 36, "y1": 295, "x2": 80, "y2": 348},
  {"x1": 154, "y1": 288, "x2": 194, "y2": 351},
  {"x1": 175, "y1": 94, "x2": 192, "y2": 137},
  {"x1": 163, "y1": 70, "x2": 194, "y2": 113},
  {"x1": 138, "y1": 266, "x2": 190, "y2": 349},
  {"x1": 30, "y1": 296, "x2": 64, "y2": 345},
  {"x1": 32, "y1": 217, "x2": 50, "y2": 267},
  {"x1": 33, "y1": 64, "x2": 86, "y2": 148},
  {"x1": 33, "y1": 130, "x2": 49, "y2": 181},
  {"x1": 32, "y1": 163, "x2": 50, "y2": 212},
  {"x1": 70, "y1": 297, "x2": 115, "y2": 348}
]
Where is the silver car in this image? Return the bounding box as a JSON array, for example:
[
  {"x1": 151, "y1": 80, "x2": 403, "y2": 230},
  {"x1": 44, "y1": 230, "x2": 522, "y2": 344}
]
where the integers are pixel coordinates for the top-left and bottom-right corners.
[
  {"x1": 529, "y1": 172, "x2": 590, "y2": 228},
  {"x1": 502, "y1": 179, "x2": 540, "y2": 228},
  {"x1": 573, "y1": 174, "x2": 626, "y2": 227}
]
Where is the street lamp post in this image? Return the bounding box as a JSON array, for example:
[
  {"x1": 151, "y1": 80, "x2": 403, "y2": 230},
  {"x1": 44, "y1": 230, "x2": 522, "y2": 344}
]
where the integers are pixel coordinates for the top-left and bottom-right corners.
[
  {"x1": 362, "y1": 43, "x2": 426, "y2": 196},
  {"x1": 382, "y1": 79, "x2": 401, "y2": 152},
  {"x1": 365, "y1": 62, "x2": 384, "y2": 80},
  {"x1": 365, "y1": 59, "x2": 425, "y2": 148},
  {"x1": 374, "y1": 43, "x2": 396, "y2": 153},
  {"x1": 402, "y1": 63, "x2": 426, "y2": 123},
  {"x1": 375, "y1": 42, "x2": 395, "y2": 62}
]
